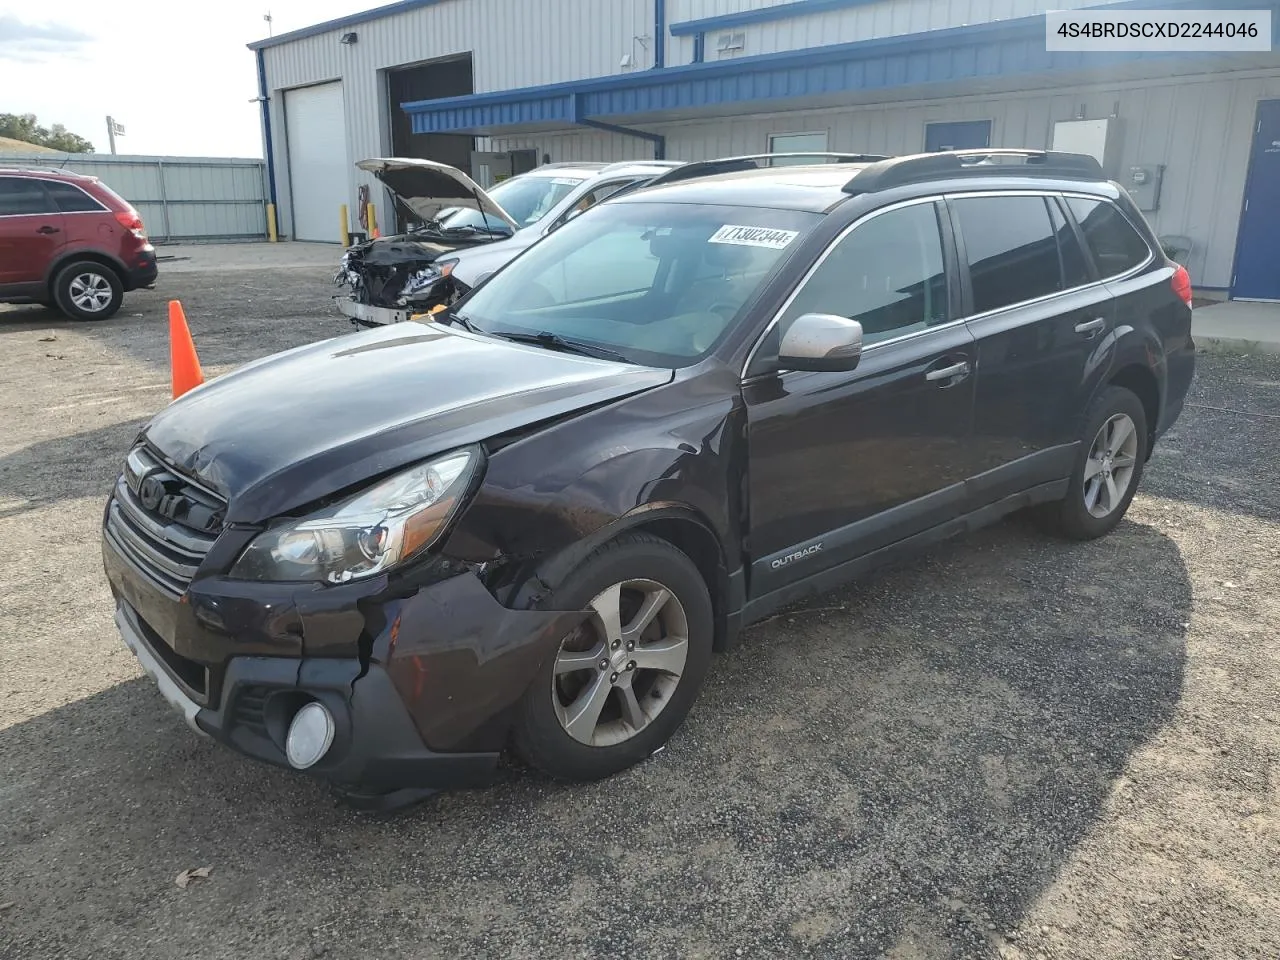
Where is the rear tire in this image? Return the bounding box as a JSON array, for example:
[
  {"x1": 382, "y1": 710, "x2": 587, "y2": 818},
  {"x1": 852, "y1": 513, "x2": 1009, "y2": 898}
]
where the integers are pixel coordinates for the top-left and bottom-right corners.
[
  {"x1": 512, "y1": 532, "x2": 714, "y2": 782},
  {"x1": 1038, "y1": 385, "x2": 1148, "y2": 541},
  {"x1": 52, "y1": 261, "x2": 123, "y2": 321}
]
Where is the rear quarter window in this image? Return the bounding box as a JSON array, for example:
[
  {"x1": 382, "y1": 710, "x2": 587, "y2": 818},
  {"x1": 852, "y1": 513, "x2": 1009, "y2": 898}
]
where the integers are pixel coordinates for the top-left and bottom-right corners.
[
  {"x1": 1064, "y1": 196, "x2": 1151, "y2": 278},
  {"x1": 44, "y1": 180, "x2": 108, "y2": 213}
]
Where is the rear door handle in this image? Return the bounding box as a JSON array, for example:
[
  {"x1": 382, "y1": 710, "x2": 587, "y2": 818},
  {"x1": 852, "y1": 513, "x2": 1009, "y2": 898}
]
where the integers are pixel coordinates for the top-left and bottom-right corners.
[
  {"x1": 924, "y1": 360, "x2": 970, "y2": 383},
  {"x1": 36, "y1": 225, "x2": 60, "y2": 235},
  {"x1": 1074, "y1": 317, "x2": 1106, "y2": 337}
]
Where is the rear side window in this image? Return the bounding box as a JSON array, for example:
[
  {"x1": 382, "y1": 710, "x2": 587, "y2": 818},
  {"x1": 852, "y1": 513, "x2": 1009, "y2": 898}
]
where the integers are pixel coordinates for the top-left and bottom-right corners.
[
  {"x1": 780, "y1": 201, "x2": 949, "y2": 346},
  {"x1": 953, "y1": 196, "x2": 1061, "y2": 313},
  {"x1": 0, "y1": 177, "x2": 55, "y2": 216},
  {"x1": 1064, "y1": 196, "x2": 1150, "y2": 278},
  {"x1": 44, "y1": 180, "x2": 107, "y2": 213}
]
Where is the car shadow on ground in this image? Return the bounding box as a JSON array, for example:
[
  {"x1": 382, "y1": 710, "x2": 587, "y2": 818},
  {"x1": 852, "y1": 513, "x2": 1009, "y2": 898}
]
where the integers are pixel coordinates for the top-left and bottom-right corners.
[
  {"x1": 0, "y1": 419, "x2": 150, "y2": 522},
  {"x1": 0, "y1": 516, "x2": 1190, "y2": 957}
]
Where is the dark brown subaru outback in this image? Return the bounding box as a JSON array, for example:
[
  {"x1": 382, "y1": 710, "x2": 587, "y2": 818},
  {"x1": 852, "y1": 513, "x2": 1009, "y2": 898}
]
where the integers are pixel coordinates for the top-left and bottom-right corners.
[{"x1": 102, "y1": 149, "x2": 1195, "y2": 809}]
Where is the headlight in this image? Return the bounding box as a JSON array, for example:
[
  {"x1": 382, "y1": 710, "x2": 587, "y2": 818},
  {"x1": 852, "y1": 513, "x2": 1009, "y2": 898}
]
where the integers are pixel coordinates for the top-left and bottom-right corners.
[{"x1": 229, "y1": 448, "x2": 478, "y2": 583}]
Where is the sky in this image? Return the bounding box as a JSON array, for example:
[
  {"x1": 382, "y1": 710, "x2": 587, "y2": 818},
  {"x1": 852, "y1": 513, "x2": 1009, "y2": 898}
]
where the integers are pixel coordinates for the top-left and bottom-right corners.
[{"x1": 0, "y1": 1, "x2": 370, "y2": 158}]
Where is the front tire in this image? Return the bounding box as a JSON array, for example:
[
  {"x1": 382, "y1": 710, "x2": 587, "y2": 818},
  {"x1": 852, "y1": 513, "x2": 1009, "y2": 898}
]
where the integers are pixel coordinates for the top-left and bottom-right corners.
[
  {"x1": 1039, "y1": 385, "x2": 1148, "y2": 540},
  {"x1": 52, "y1": 261, "x2": 123, "y2": 321},
  {"x1": 512, "y1": 533, "x2": 714, "y2": 782}
]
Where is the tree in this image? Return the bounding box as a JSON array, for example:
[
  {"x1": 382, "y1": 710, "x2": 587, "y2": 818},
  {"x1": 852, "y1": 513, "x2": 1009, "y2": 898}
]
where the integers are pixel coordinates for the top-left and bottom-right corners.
[{"x1": 0, "y1": 113, "x2": 94, "y2": 153}]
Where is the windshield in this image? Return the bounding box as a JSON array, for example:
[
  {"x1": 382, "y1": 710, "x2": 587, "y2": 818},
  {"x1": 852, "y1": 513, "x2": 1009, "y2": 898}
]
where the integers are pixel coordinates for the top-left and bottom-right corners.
[
  {"x1": 439, "y1": 174, "x2": 585, "y2": 233},
  {"x1": 454, "y1": 201, "x2": 821, "y2": 367}
]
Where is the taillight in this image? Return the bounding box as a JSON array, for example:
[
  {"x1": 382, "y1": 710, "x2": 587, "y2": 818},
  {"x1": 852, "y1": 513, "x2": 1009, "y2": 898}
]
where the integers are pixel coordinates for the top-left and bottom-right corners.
[
  {"x1": 1170, "y1": 264, "x2": 1193, "y2": 306},
  {"x1": 114, "y1": 209, "x2": 147, "y2": 239}
]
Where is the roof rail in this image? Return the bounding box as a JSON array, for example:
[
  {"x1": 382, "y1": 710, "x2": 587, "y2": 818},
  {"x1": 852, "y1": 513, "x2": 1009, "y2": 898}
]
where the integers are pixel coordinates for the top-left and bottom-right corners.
[
  {"x1": 841, "y1": 149, "x2": 1104, "y2": 195},
  {"x1": 536, "y1": 161, "x2": 609, "y2": 170},
  {"x1": 597, "y1": 159, "x2": 684, "y2": 173},
  {"x1": 644, "y1": 152, "x2": 891, "y2": 189}
]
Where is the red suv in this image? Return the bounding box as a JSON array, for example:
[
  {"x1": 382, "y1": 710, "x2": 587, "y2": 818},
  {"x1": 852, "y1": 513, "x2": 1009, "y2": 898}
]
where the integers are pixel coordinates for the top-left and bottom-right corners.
[{"x1": 0, "y1": 168, "x2": 158, "y2": 321}]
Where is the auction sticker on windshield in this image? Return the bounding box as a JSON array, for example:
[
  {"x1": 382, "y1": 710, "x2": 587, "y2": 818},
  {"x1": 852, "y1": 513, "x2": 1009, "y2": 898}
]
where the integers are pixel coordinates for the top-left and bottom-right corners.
[{"x1": 708, "y1": 225, "x2": 800, "y2": 249}]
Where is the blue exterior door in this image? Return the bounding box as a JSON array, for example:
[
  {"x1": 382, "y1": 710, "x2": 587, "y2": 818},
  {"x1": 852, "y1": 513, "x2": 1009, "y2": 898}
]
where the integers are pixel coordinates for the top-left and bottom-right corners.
[
  {"x1": 1233, "y1": 100, "x2": 1280, "y2": 301},
  {"x1": 925, "y1": 120, "x2": 991, "y2": 152}
]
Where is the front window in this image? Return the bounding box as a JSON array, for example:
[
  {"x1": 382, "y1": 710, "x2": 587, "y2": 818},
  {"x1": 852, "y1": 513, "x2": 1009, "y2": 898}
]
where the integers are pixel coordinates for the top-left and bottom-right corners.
[
  {"x1": 455, "y1": 201, "x2": 821, "y2": 367},
  {"x1": 440, "y1": 174, "x2": 585, "y2": 232}
]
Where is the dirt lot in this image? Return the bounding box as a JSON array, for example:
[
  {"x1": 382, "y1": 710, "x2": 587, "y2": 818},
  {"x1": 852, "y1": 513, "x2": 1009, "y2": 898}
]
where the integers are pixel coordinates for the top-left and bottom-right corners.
[{"x1": 1, "y1": 253, "x2": 1278, "y2": 960}]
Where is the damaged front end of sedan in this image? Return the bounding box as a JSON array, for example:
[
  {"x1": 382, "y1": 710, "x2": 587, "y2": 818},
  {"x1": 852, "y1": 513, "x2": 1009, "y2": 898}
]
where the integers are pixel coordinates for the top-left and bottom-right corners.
[
  {"x1": 334, "y1": 238, "x2": 471, "y2": 327},
  {"x1": 334, "y1": 157, "x2": 520, "y2": 328}
]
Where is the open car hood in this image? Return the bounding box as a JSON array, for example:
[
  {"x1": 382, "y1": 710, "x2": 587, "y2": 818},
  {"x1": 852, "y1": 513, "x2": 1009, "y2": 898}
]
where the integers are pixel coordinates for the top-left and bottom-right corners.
[{"x1": 357, "y1": 157, "x2": 519, "y2": 231}]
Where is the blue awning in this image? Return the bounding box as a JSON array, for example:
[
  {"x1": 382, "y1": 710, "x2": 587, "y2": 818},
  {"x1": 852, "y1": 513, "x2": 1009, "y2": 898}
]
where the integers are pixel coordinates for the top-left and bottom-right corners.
[{"x1": 404, "y1": 0, "x2": 1280, "y2": 137}]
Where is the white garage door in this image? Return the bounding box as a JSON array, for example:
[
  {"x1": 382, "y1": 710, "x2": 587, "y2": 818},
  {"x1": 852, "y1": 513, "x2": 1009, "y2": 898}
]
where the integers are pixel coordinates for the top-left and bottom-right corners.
[{"x1": 285, "y1": 82, "x2": 347, "y2": 242}]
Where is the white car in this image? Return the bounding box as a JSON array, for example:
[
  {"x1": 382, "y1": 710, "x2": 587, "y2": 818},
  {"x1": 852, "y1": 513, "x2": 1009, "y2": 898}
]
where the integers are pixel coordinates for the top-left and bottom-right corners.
[{"x1": 335, "y1": 157, "x2": 682, "y2": 326}]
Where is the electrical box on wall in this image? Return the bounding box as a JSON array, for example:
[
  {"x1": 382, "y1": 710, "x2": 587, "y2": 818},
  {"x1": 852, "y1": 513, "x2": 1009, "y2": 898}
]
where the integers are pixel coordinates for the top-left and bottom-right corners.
[
  {"x1": 1051, "y1": 118, "x2": 1124, "y2": 177},
  {"x1": 1126, "y1": 163, "x2": 1165, "y2": 212}
]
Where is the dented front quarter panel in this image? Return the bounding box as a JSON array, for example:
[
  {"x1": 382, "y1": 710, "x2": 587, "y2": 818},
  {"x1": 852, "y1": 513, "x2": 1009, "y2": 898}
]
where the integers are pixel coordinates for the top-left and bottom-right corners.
[{"x1": 442, "y1": 364, "x2": 746, "y2": 576}]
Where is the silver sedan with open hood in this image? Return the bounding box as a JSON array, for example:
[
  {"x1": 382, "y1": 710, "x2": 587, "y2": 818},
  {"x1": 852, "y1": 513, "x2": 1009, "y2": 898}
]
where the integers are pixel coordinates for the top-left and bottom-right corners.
[{"x1": 334, "y1": 157, "x2": 681, "y2": 327}]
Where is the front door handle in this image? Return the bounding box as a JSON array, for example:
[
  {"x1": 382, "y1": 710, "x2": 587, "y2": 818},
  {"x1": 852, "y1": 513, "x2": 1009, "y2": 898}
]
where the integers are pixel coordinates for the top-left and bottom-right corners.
[
  {"x1": 1074, "y1": 317, "x2": 1106, "y2": 337},
  {"x1": 36, "y1": 225, "x2": 60, "y2": 235},
  {"x1": 924, "y1": 360, "x2": 970, "y2": 383}
]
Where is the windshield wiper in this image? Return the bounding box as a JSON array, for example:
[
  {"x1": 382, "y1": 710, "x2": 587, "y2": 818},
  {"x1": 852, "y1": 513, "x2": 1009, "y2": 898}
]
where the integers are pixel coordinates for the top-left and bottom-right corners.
[
  {"x1": 493, "y1": 330, "x2": 629, "y2": 363},
  {"x1": 444, "y1": 310, "x2": 485, "y2": 335}
]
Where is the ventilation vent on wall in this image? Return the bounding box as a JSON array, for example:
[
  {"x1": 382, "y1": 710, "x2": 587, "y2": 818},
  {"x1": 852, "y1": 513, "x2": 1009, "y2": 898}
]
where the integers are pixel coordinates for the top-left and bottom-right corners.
[{"x1": 716, "y1": 32, "x2": 745, "y2": 54}]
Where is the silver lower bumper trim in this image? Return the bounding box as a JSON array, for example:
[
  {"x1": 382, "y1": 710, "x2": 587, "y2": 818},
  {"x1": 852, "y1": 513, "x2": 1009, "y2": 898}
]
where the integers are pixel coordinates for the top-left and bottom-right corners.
[{"x1": 114, "y1": 605, "x2": 209, "y2": 738}]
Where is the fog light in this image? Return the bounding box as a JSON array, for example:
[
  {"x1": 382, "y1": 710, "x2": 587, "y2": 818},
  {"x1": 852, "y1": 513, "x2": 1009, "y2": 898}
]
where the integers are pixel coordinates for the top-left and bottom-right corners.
[{"x1": 285, "y1": 701, "x2": 335, "y2": 769}]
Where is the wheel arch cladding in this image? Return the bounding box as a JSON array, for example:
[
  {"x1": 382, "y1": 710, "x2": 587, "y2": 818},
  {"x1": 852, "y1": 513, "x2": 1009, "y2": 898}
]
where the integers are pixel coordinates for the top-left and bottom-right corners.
[
  {"x1": 1107, "y1": 363, "x2": 1160, "y2": 458},
  {"x1": 627, "y1": 513, "x2": 731, "y2": 651},
  {"x1": 49, "y1": 252, "x2": 127, "y2": 289}
]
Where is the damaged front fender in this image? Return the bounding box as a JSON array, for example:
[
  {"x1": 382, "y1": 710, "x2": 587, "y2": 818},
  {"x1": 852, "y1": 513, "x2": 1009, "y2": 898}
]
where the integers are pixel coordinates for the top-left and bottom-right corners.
[{"x1": 373, "y1": 571, "x2": 591, "y2": 753}]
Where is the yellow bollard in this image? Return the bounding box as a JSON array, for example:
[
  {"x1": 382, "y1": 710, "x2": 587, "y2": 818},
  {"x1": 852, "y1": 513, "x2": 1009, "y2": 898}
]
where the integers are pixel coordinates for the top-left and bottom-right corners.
[
  {"x1": 339, "y1": 203, "x2": 350, "y2": 247},
  {"x1": 266, "y1": 203, "x2": 278, "y2": 243},
  {"x1": 367, "y1": 201, "x2": 378, "y2": 239}
]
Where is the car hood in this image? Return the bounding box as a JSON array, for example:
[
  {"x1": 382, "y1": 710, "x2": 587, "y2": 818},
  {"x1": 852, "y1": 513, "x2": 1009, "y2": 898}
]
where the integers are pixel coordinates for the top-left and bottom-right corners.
[
  {"x1": 357, "y1": 157, "x2": 519, "y2": 231},
  {"x1": 348, "y1": 233, "x2": 483, "y2": 268},
  {"x1": 449, "y1": 230, "x2": 540, "y2": 288},
  {"x1": 142, "y1": 322, "x2": 672, "y2": 524}
]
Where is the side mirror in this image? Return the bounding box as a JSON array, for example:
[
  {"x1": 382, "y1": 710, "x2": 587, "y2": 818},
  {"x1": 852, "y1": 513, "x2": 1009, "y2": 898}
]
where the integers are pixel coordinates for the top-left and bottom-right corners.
[{"x1": 777, "y1": 313, "x2": 863, "y2": 372}]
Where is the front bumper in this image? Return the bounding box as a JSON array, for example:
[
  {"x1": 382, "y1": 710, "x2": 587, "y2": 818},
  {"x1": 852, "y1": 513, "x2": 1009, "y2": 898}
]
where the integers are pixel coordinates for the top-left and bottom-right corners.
[
  {"x1": 114, "y1": 599, "x2": 498, "y2": 790},
  {"x1": 336, "y1": 297, "x2": 421, "y2": 326},
  {"x1": 104, "y1": 525, "x2": 589, "y2": 793}
]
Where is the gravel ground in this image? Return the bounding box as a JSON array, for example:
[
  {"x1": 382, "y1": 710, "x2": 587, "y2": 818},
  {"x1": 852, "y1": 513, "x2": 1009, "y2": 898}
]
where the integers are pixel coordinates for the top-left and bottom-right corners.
[{"x1": 1, "y1": 262, "x2": 1278, "y2": 960}]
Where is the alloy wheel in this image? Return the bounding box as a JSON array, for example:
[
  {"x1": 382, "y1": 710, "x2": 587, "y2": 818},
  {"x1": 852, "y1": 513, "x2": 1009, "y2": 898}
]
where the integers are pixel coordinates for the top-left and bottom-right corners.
[
  {"x1": 1083, "y1": 412, "x2": 1139, "y2": 518},
  {"x1": 68, "y1": 273, "x2": 113, "y2": 313},
  {"x1": 552, "y1": 579, "x2": 689, "y2": 747}
]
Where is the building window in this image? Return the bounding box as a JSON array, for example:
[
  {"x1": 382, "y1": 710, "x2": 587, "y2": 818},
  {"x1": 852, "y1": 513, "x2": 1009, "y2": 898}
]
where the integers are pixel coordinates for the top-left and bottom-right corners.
[
  {"x1": 924, "y1": 120, "x2": 992, "y2": 153},
  {"x1": 767, "y1": 132, "x2": 829, "y2": 165}
]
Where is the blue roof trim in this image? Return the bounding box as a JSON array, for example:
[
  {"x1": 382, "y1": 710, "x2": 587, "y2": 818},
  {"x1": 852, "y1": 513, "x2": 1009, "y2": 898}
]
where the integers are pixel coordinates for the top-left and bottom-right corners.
[
  {"x1": 670, "y1": 0, "x2": 880, "y2": 37},
  {"x1": 406, "y1": 0, "x2": 1279, "y2": 134},
  {"x1": 247, "y1": 0, "x2": 446, "y2": 50}
]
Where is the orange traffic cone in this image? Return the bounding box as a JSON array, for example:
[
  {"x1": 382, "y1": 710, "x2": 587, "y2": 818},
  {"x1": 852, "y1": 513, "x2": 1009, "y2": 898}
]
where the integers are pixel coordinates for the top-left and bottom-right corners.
[{"x1": 168, "y1": 299, "x2": 205, "y2": 399}]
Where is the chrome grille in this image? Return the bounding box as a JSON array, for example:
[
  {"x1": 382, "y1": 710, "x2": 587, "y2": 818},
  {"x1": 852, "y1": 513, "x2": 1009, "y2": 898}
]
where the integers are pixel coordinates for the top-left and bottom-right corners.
[{"x1": 104, "y1": 446, "x2": 224, "y2": 597}]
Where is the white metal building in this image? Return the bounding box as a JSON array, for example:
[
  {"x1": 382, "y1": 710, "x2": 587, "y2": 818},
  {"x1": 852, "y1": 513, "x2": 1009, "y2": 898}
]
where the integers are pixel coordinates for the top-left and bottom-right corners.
[{"x1": 250, "y1": 0, "x2": 1280, "y2": 300}]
